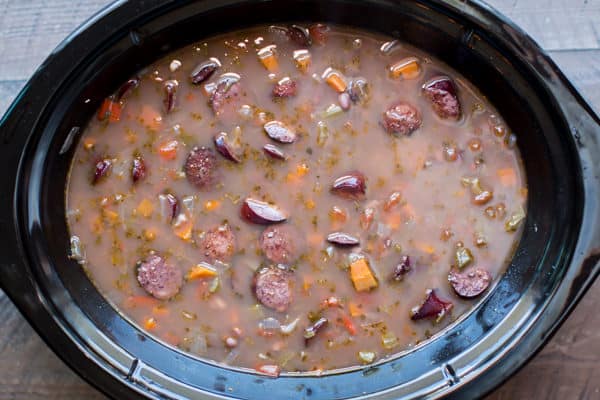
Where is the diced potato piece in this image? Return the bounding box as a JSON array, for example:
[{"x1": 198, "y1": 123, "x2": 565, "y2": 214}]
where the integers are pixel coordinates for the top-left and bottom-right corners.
[
  {"x1": 137, "y1": 199, "x2": 154, "y2": 218},
  {"x1": 322, "y1": 68, "x2": 347, "y2": 92},
  {"x1": 293, "y1": 49, "x2": 311, "y2": 73},
  {"x1": 388, "y1": 57, "x2": 421, "y2": 79},
  {"x1": 258, "y1": 45, "x2": 278, "y2": 72},
  {"x1": 172, "y1": 213, "x2": 193, "y2": 240},
  {"x1": 349, "y1": 258, "x2": 378, "y2": 292}
]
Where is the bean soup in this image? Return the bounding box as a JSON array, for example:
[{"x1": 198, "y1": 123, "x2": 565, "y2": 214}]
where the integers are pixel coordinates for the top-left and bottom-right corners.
[{"x1": 66, "y1": 24, "x2": 527, "y2": 375}]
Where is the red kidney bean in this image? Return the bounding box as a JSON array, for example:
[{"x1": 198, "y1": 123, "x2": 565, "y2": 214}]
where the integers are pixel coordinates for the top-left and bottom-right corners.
[
  {"x1": 92, "y1": 158, "x2": 112, "y2": 185},
  {"x1": 263, "y1": 144, "x2": 287, "y2": 160},
  {"x1": 422, "y1": 76, "x2": 461, "y2": 120},
  {"x1": 304, "y1": 317, "x2": 328, "y2": 345},
  {"x1": 132, "y1": 156, "x2": 146, "y2": 183},
  {"x1": 163, "y1": 80, "x2": 178, "y2": 114},
  {"x1": 240, "y1": 198, "x2": 287, "y2": 224},
  {"x1": 213, "y1": 132, "x2": 241, "y2": 163},
  {"x1": 190, "y1": 58, "x2": 221, "y2": 85},
  {"x1": 263, "y1": 120, "x2": 297, "y2": 144},
  {"x1": 410, "y1": 289, "x2": 453, "y2": 321},
  {"x1": 382, "y1": 102, "x2": 422, "y2": 136},
  {"x1": 331, "y1": 171, "x2": 366, "y2": 200},
  {"x1": 326, "y1": 232, "x2": 360, "y2": 247}
]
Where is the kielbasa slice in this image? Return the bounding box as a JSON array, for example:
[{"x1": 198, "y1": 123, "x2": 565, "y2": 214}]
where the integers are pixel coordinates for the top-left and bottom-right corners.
[
  {"x1": 448, "y1": 267, "x2": 491, "y2": 298},
  {"x1": 259, "y1": 225, "x2": 301, "y2": 264},
  {"x1": 136, "y1": 254, "x2": 183, "y2": 300},
  {"x1": 200, "y1": 224, "x2": 236, "y2": 262},
  {"x1": 253, "y1": 266, "x2": 293, "y2": 312},
  {"x1": 184, "y1": 146, "x2": 219, "y2": 190}
]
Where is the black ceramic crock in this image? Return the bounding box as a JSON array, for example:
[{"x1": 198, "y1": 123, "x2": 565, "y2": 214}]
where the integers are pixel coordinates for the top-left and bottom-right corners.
[{"x1": 0, "y1": 0, "x2": 599, "y2": 399}]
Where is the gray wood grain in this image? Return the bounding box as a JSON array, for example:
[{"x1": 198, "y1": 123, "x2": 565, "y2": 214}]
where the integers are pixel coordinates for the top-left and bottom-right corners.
[{"x1": 0, "y1": 1, "x2": 599, "y2": 400}]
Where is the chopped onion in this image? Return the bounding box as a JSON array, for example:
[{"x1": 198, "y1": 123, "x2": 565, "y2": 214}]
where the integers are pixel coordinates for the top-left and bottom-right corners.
[
  {"x1": 376, "y1": 223, "x2": 391, "y2": 237},
  {"x1": 321, "y1": 103, "x2": 343, "y2": 119},
  {"x1": 259, "y1": 317, "x2": 281, "y2": 332},
  {"x1": 280, "y1": 317, "x2": 300, "y2": 335},
  {"x1": 181, "y1": 195, "x2": 195, "y2": 215},
  {"x1": 69, "y1": 235, "x2": 86, "y2": 264}
]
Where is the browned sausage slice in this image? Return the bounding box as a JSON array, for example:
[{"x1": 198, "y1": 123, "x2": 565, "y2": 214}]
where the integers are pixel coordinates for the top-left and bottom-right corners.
[
  {"x1": 259, "y1": 225, "x2": 301, "y2": 264},
  {"x1": 200, "y1": 224, "x2": 236, "y2": 262},
  {"x1": 136, "y1": 254, "x2": 183, "y2": 300},
  {"x1": 448, "y1": 267, "x2": 491, "y2": 298},
  {"x1": 184, "y1": 146, "x2": 219, "y2": 190},
  {"x1": 382, "y1": 102, "x2": 422, "y2": 136},
  {"x1": 253, "y1": 266, "x2": 293, "y2": 312}
]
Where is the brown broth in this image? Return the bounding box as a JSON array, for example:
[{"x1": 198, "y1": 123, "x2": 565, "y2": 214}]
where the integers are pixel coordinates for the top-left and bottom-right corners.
[{"x1": 66, "y1": 25, "x2": 526, "y2": 373}]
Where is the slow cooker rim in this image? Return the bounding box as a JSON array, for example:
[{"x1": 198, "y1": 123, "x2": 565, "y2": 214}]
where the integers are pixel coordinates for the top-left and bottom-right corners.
[{"x1": 0, "y1": 0, "x2": 598, "y2": 399}]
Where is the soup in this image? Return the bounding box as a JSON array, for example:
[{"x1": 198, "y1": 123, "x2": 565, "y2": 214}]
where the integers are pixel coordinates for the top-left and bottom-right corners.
[{"x1": 66, "y1": 24, "x2": 526, "y2": 375}]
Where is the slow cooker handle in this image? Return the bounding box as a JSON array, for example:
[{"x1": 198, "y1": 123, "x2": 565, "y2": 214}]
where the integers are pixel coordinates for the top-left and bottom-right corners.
[
  {"x1": 0, "y1": 101, "x2": 35, "y2": 297},
  {"x1": 553, "y1": 80, "x2": 600, "y2": 311}
]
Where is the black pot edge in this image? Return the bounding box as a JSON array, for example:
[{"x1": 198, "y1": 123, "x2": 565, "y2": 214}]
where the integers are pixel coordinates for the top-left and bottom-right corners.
[{"x1": 0, "y1": 0, "x2": 598, "y2": 399}]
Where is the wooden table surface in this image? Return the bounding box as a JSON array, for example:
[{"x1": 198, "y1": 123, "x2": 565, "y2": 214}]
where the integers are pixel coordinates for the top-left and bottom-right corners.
[{"x1": 0, "y1": 0, "x2": 599, "y2": 399}]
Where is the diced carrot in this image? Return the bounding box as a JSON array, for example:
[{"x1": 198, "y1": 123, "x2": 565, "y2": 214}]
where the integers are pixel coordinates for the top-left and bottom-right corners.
[
  {"x1": 152, "y1": 306, "x2": 170, "y2": 316},
  {"x1": 172, "y1": 214, "x2": 193, "y2": 241},
  {"x1": 256, "y1": 364, "x2": 280, "y2": 377},
  {"x1": 124, "y1": 296, "x2": 159, "y2": 309},
  {"x1": 187, "y1": 263, "x2": 218, "y2": 280},
  {"x1": 83, "y1": 137, "x2": 96, "y2": 150},
  {"x1": 143, "y1": 228, "x2": 156, "y2": 241},
  {"x1": 497, "y1": 168, "x2": 517, "y2": 187},
  {"x1": 286, "y1": 163, "x2": 310, "y2": 183},
  {"x1": 258, "y1": 45, "x2": 278, "y2": 72},
  {"x1": 329, "y1": 206, "x2": 347, "y2": 224},
  {"x1": 136, "y1": 199, "x2": 154, "y2": 218},
  {"x1": 519, "y1": 187, "x2": 528, "y2": 197},
  {"x1": 108, "y1": 102, "x2": 122, "y2": 122},
  {"x1": 162, "y1": 332, "x2": 181, "y2": 346},
  {"x1": 185, "y1": 92, "x2": 196, "y2": 102},
  {"x1": 158, "y1": 139, "x2": 179, "y2": 160},
  {"x1": 383, "y1": 191, "x2": 402, "y2": 212},
  {"x1": 389, "y1": 57, "x2": 421, "y2": 80},
  {"x1": 293, "y1": 49, "x2": 311, "y2": 73},
  {"x1": 401, "y1": 203, "x2": 417, "y2": 220},
  {"x1": 296, "y1": 163, "x2": 309, "y2": 176},
  {"x1": 304, "y1": 199, "x2": 316, "y2": 210},
  {"x1": 415, "y1": 242, "x2": 435, "y2": 254},
  {"x1": 307, "y1": 233, "x2": 323, "y2": 247},
  {"x1": 385, "y1": 213, "x2": 403, "y2": 230},
  {"x1": 91, "y1": 215, "x2": 104, "y2": 234},
  {"x1": 348, "y1": 302, "x2": 363, "y2": 317},
  {"x1": 303, "y1": 276, "x2": 312, "y2": 293},
  {"x1": 102, "y1": 209, "x2": 120, "y2": 225},
  {"x1": 349, "y1": 258, "x2": 378, "y2": 292},
  {"x1": 144, "y1": 316, "x2": 158, "y2": 330},
  {"x1": 324, "y1": 72, "x2": 347, "y2": 93},
  {"x1": 97, "y1": 97, "x2": 121, "y2": 122},
  {"x1": 341, "y1": 314, "x2": 357, "y2": 335},
  {"x1": 140, "y1": 105, "x2": 162, "y2": 131},
  {"x1": 204, "y1": 200, "x2": 221, "y2": 212}
]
